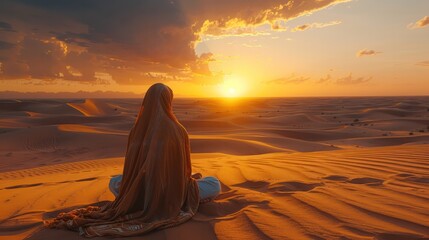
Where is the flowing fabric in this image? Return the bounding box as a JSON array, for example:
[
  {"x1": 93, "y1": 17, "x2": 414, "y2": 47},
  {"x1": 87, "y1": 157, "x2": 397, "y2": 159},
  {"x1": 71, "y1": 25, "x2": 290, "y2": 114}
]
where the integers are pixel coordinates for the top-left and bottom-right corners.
[
  {"x1": 44, "y1": 83, "x2": 200, "y2": 237},
  {"x1": 109, "y1": 175, "x2": 221, "y2": 200}
]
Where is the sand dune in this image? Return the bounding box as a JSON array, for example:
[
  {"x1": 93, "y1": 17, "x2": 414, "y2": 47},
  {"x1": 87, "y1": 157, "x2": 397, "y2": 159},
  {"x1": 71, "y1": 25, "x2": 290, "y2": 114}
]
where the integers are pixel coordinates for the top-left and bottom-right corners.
[
  {"x1": 0, "y1": 145, "x2": 428, "y2": 239},
  {"x1": 67, "y1": 99, "x2": 121, "y2": 117},
  {"x1": 189, "y1": 136, "x2": 291, "y2": 155},
  {"x1": 0, "y1": 96, "x2": 428, "y2": 239},
  {"x1": 0, "y1": 99, "x2": 80, "y2": 115},
  {"x1": 0, "y1": 125, "x2": 127, "y2": 172}
]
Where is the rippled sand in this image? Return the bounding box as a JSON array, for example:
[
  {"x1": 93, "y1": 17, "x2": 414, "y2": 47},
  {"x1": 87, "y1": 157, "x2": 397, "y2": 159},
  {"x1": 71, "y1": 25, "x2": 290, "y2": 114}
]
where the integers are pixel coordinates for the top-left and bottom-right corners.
[{"x1": 0, "y1": 97, "x2": 428, "y2": 239}]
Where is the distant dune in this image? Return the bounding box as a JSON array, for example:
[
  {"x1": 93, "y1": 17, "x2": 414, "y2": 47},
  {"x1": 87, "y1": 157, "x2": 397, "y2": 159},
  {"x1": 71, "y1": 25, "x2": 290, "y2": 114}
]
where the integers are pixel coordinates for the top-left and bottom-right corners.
[
  {"x1": 0, "y1": 96, "x2": 428, "y2": 239},
  {"x1": 67, "y1": 99, "x2": 121, "y2": 116},
  {"x1": 0, "y1": 91, "x2": 192, "y2": 99}
]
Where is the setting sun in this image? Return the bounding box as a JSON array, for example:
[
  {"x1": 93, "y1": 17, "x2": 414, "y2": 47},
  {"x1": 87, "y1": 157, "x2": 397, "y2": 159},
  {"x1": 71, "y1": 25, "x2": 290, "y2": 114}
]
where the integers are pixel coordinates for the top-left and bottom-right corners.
[
  {"x1": 227, "y1": 87, "x2": 237, "y2": 97},
  {"x1": 219, "y1": 75, "x2": 246, "y2": 98}
]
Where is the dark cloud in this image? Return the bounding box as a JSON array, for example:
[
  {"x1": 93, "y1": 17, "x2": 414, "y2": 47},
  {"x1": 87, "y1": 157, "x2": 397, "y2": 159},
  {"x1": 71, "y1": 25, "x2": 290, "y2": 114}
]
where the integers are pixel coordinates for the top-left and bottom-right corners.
[
  {"x1": 54, "y1": 31, "x2": 106, "y2": 47},
  {"x1": 0, "y1": 0, "x2": 197, "y2": 84},
  {"x1": 0, "y1": 21, "x2": 15, "y2": 32},
  {"x1": 0, "y1": 37, "x2": 101, "y2": 82},
  {"x1": 0, "y1": 40, "x2": 15, "y2": 50},
  {"x1": 0, "y1": 0, "x2": 345, "y2": 85}
]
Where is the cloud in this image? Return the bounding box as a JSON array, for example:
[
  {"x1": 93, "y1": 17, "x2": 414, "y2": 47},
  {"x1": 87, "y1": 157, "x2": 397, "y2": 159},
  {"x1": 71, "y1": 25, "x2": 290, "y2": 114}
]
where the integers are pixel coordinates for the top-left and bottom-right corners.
[
  {"x1": 408, "y1": 16, "x2": 429, "y2": 29},
  {"x1": 317, "y1": 74, "x2": 332, "y2": 84},
  {"x1": 0, "y1": 0, "x2": 347, "y2": 85},
  {"x1": 291, "y1": 21, "x2": 341, "y2": 32},
  {"x1": 356, "y1": 49, "x2": 381, "y2": 57},
  {"x1": 416, "y1": 61, "x2": 429, "y2": 67},
  {"x1": 194, "y1": 1, "x2": 346, "y2": 37},
  {"x1": 315, "y1": 72, "x2": 373, "y2": 85},
  {"x1": 0, "y1": 21, "x2": 15, "y2": 32},
  {"x1": 266, "y1": 74, "x2": 310, "y2": 84},
  {"x1": 336, "y1": 73, "x2": 371, "y2": 85},
  {"x1": 270, "y1": 21, "x2": 288, "y2": 32},
  {"x1": 0, "y1": 37, "x2": 102, "y2": 82},
  {"x1": 293, "y1": 24, "x2": 311, "y2": 32},
  {"x1": 0, "y1": 40, "x2": 15, "y2": 50},
  {"x1": 197, "y1": 19, "x2": 271, "y2": 39}
]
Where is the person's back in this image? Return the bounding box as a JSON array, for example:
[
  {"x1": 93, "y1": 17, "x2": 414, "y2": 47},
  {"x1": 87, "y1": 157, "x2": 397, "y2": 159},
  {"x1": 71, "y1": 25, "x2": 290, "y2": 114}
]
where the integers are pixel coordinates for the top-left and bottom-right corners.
[{"x1": 45, "y1": 83, "x2": 220, "y2": 237}]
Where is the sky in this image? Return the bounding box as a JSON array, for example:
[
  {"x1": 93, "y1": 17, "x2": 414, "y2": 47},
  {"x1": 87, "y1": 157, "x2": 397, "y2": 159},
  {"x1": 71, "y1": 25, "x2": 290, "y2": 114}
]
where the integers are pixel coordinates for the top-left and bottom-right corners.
[{"x1": 0, "y1": 0, "x2": 428, "y2": 98}]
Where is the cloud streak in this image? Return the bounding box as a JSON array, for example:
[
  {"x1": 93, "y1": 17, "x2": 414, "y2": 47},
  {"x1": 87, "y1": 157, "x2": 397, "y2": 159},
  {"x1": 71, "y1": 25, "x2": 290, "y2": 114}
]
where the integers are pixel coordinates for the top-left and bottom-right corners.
[
  {"x1": 336, "y1": 73, "x2": 371, "y2": 85},
  {"x1": 291, "y1": 21, "x2": 342, "y2": 32},
  {"x1": 356, "y1": 49, "x2": 381, "y2": 57},
  {"x1": 408, "y1": 16, "x2": 429, "y2": 29},
  {"x1": 416, "y1": 61, "x2": 429, "y2": 67},
  {"x1": 317, "y1": 74, "x2": 332, "y2": 84},
  {"x1": 266, "y1": 74, "x2": 310, "y2": 84},
  {"x1": 0, "y1": 21, "x2": 15, "y2": 32}
]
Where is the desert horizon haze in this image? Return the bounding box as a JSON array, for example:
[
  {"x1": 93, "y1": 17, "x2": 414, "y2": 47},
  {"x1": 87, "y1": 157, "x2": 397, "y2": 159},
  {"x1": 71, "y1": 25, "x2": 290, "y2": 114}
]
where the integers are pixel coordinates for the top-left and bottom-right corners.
[
  {"x1": 0, "y1": 0, "x2": 428, "y2": 240},
  {"x1": 0, "y1": 0, "x2": 428, "y2": 97}
]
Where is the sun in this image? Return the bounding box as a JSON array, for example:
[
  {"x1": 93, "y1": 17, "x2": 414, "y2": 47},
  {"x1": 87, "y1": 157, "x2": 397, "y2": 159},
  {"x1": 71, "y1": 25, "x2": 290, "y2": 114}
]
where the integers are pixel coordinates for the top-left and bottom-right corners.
[
  {"x1": 219, "y1": 75, "x2": 246, "y2": 98},
  {"x1": 226, "y1": 87, "x2": 237, "y2": 97}
]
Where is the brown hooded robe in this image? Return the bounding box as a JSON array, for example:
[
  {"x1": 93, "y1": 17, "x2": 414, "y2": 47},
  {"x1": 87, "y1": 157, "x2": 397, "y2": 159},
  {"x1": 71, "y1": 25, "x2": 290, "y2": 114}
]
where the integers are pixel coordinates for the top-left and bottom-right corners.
[{"x1": 45, "y1": 83, "x2": 200, "y2": 237}]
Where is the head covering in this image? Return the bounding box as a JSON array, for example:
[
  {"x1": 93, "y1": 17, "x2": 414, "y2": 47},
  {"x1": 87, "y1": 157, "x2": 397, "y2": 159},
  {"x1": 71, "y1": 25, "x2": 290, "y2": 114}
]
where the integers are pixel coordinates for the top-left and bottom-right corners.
[{"x1": 45, "y1": 83, "x2": 200, "y2": 237}]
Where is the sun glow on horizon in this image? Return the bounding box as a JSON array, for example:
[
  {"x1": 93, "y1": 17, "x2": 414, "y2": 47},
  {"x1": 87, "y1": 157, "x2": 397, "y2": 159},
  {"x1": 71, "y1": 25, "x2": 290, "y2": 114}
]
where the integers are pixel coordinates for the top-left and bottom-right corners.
[{"x1": 218, "y1": 75, "x2": 247, "y2": 98}]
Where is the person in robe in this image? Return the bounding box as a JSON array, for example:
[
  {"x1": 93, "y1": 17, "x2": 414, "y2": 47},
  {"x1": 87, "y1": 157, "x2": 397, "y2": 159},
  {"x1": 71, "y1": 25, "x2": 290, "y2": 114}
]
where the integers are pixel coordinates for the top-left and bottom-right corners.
[{"x1": 44, "y1": 83, "x2": 221, "y2": 237}]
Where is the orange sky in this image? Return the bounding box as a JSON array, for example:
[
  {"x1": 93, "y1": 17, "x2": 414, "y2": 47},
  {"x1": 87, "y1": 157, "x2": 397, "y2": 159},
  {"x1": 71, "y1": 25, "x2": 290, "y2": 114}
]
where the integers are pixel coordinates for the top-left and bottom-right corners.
[{"x1": 0, "y1": 0, "x2": 428, "y2": 97}]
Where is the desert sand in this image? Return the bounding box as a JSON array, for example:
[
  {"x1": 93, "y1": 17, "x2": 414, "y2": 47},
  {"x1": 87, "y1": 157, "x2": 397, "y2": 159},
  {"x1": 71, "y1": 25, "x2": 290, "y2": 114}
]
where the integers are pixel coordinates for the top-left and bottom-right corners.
[{"x1": 0, "y1": 97, "x2": 428, "y2": 240}]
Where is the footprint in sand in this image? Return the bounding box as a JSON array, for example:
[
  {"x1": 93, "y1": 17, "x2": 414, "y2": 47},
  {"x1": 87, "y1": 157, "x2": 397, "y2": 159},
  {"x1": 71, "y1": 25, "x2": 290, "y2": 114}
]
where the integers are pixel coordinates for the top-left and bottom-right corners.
[
  {"x1": 233, "y1": 180, "x2": 269, "y2": 191},
  {"x1": 396, "y1": 173, "x2": 414, "y2": 177},
  {"x1": 268, "y1": 181, "x2": 323, "y2": 193},
  {"x1": 347, "y1": 177, "x2": 384, "y2": 186},
  {"x1": 394, "y1": 173, "x2": 429, "y2": 184},
  {"x1": 232, "y1": 180, "x2": 322, "y2": 193},
  {"x1": 322, "y1": 175, "x2": 349, "y2": 182},
  {"x1": 374, "y1": 232, "x2": 429, "y2": 240},
  {"x1": 4, "y1": 183, "x2": 44, "y2": 190},
  {"x1": 405, "y1": 176, "x2": 429, "y2": 184},
  {"x1": 74, "y1": 177, "x2": 99, "y2": 182}
]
